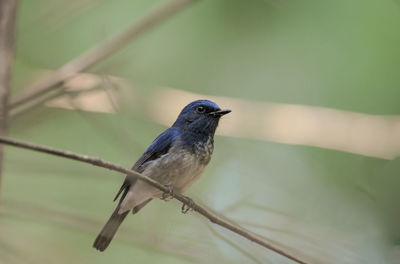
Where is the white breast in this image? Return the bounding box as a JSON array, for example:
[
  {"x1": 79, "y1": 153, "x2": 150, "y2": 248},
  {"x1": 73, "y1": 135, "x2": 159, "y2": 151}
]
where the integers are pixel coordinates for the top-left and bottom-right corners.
[{"x1": 118, "y1": 138, "x2": 213, "y2": 213}]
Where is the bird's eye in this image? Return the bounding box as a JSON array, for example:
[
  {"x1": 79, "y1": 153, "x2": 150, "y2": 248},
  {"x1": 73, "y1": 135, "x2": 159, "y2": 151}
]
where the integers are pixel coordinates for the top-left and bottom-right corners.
[{"x1": 196, "y1": 106, "x2": 205, "y2": 113}]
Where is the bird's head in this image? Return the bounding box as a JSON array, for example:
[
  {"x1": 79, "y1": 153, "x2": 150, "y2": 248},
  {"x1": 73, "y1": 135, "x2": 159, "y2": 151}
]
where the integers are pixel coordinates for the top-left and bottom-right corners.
[{"x1": 172, "y1": 100, "x2": 231, "y2": 136}]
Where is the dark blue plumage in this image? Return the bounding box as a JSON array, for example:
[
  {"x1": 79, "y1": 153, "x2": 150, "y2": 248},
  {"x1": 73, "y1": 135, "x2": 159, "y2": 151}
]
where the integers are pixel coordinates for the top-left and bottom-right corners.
[{"x1": 93, "y1": 100, "x2": 230, "y2": 251}]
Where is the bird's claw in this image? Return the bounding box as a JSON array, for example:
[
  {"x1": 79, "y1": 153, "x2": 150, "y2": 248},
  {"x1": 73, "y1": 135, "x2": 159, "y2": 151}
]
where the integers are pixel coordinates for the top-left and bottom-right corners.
[
  {"x1": 161, "y1": 185, "x2": 174, "y2": 201},
  {"x1": 181, "y1": 196, "x2": 194, "y2": 214}
]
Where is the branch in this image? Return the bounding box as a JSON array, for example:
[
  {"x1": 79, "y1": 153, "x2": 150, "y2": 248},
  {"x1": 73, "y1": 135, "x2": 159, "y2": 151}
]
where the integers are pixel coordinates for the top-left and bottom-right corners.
[
  {"x1": 0, "y1": 0, "x2": 18, "y2": 199},
  {"x1": 2, "y1": 199, "x2": 221, "y2": 263},
  {"x1": 207, "y1": 223, "x2": 264, "y2": 264},
  {"x1": 0, "y1": 136, "x2": 308, "y2": 264},
  {"x1": 8, "y1": 0, "x2": 196, "y2": 111},
  {"x1": 9, "y1": 85, "x2": 65, "y2": 121}
]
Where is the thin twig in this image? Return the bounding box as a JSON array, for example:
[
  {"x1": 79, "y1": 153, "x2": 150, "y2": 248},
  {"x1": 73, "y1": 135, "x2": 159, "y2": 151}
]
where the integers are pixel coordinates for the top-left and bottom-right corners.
[
  {"x1": 2, "y1": 198, "x2": 218, "y2": 263},
  {"x1": 9, "y1": 85, "x2": 65, "y2": 121},
  {"x1": 207, "y1": 223, "x2": 265, "y2": 264},
  {"x1": 0, "y1": 136, "x2": 308, "y2": 264},
  {"x1": 9, "y1": 0, "x2": 196, "y2": 112},
  {"x1": 0, "y1": 0, "x2": 18, "y2": 200}
]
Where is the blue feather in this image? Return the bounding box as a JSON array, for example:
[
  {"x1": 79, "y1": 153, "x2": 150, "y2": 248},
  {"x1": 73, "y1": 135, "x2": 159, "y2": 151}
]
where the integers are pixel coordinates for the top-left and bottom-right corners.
[
  {"x1": 133, "y1": 127, "x2": 181, "y2": 170},
  {"x1": 113, "y1": 128, "x2": 180, "y2": 202}
]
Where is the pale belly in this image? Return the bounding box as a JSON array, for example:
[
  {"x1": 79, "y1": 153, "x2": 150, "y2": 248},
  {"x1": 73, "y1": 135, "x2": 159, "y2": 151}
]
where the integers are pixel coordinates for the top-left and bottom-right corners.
[
  {"x1": 118, "y1": 144, "x2": 211, "y2": 213},
  {"x1": 143, "y1": 147, "x2": 208, "y2": 193}
]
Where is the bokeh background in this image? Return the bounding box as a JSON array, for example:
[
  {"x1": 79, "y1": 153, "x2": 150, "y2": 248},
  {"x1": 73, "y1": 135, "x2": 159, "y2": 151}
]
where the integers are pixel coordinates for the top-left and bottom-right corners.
[{"x1": 1, "y1": 0, "x2": 400, "y2": 263}]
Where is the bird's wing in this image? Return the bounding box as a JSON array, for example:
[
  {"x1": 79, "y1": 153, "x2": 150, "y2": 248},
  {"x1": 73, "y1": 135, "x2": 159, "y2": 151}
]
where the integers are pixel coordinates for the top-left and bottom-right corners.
[{"x1": 113, "y1": 128, "x2": 180, "y2": 202}]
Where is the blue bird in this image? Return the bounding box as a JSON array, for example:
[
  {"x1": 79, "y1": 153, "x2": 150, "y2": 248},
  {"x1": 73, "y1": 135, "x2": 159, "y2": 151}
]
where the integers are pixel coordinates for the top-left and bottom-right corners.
[{"x1": 93, "y1": 100, "x2": 231, "y2": 251}]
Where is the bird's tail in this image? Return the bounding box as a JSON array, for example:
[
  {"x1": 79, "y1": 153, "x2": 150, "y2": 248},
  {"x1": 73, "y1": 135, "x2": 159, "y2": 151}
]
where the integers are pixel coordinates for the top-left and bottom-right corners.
[{"x1": 93, "y1": 205, "x2": 129, "y2": 252}]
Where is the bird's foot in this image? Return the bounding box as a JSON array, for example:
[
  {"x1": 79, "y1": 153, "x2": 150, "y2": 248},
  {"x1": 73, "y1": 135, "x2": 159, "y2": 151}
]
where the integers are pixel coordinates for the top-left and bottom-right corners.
[
  {"x1": 161, "y1": 185, "x2": 174, "y2": 201},
  {"x1": 181, "y1": 196, "x2": 194, "y2": 214}
]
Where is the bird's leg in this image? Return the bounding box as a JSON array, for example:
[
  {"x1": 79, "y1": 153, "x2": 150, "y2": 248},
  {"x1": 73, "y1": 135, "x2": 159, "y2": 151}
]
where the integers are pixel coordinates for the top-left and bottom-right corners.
[
  {"x1": 181, "y1": 195, "x2": 194, "y2": 214},
  {"x1": 161, "y1": 185, "x2": 174, "y2": 201}
]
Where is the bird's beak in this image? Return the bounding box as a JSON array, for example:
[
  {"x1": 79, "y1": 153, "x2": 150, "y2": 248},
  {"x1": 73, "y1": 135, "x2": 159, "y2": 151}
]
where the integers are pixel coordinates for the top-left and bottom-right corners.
[{"x1": 209, "y1": 109, "x2": 231, "y2": 117}]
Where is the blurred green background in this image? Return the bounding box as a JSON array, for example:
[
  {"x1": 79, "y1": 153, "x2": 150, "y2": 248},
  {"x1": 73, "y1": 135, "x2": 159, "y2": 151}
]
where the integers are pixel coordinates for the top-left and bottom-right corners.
[{"x1": 1, "y1": 0, "x2": 400, "y2": 263}]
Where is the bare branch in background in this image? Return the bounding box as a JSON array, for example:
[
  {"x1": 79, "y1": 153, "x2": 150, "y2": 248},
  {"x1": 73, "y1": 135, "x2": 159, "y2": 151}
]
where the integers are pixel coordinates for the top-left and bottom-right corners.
[
  {"x1": 0, "y1": 136, "x2": 308, "y2": 264},
  {"x1": 8, "y1": 0, "x2": 197, "y2": 116},
  {"x1": 0, "y1": 0, "x2": 18, "y2": 200},
  {"x1": 9, "y1": 85, "x2": 65, "y2": 121},
  {"x1": 207, "y1": 223, "x2": 265, "y2": 264},
  {"x1": 150, "y1": 88, "x2": 400, "y2": 160},
  {"x1": 2, "y1": 198, "x2": 224, "y2": 263}
]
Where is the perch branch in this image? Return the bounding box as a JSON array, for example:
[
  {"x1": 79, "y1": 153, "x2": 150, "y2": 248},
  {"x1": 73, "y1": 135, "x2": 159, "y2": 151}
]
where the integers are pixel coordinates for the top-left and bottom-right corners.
[{"x1": 0, "y1": 136, "x2": 308, "y2": 264}]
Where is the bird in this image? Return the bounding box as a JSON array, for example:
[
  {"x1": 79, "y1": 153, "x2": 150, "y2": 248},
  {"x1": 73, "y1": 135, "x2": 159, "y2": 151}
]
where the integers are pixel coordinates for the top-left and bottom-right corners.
[{"x1": 93, "y1": 99, "x2": 231, "y2": 251}]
